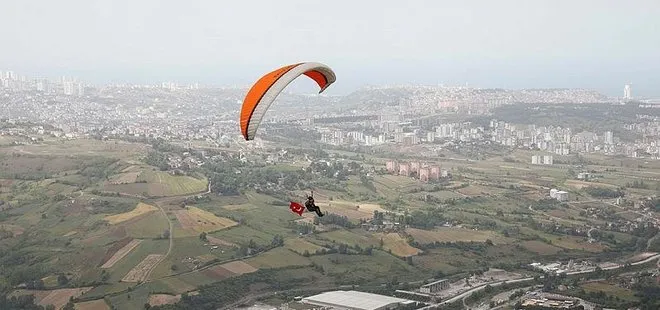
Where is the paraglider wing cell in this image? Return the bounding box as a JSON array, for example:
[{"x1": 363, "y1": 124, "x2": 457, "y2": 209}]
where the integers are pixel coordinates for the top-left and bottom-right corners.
[{"x1": 240, "y1": 62, "x2": 336, "y2": 140}]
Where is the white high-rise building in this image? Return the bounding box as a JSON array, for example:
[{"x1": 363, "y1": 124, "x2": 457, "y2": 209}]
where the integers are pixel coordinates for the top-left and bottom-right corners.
[
  {"x1": 624, "y1": 84, "x2": 632, "y2": 100},
  {"x1": 532, "y1": 155, "x2": 541, "y2": 165},
  {"x1": 605, "y1": 131, "x2": 614, "y2": 144},
  {"x1": 543, "y1": 155, "x2": 553, "y2": 165},
  {"x1": 427, "y1": 131, "x2": 435, "y2": 143}
]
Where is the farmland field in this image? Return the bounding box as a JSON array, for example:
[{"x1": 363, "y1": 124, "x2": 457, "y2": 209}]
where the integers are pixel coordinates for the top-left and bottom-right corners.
[
  {"x1": 12, "y1": 287, "x2": 94, "y2": 309},
  {"x1": 174, "y1": 206, "x2": 238, "y2": 235},
  {"x1": 122, "y1": 254, "x2": 164, "y2": 282},
  {"x1": 0, "y1": 223, "x2": 24, "y2": 236},
  {"x1": 316, "y1": 230, "x2": 379, "y2": 247},
  {"x1": 104, "y1": 202, "x2": 158, "y2": 225},
  {"x1": 157, "y1": 277, "x2": 197, "y2": 294},
  {"x1": 206, "y1": 236, "x2": 237, "y2": 247},
  {"x1": 456, "y1": 184, "x2": 508, "y2": 196},
  {"x1": 74, "y1": 299, "x2": 111, "y2": 310},
  {"x1": 285, "y1": 238, "x2": 325, "y2": 255},
  {"x1": 221, "y1": 260, "x2": 259, "y2": 275},
  {"x1": 407, "y1": 227, "x2": 509, "y2": 244},
  {"x1": 200, "y1": 260, "x2": 258, "y2": 281},
  {"x1": 108, "y1": 171, "x2": 140, "y2": 184},
  {"x1": 309, "y1": 251, "x2": 423, "y2": 284},
  {"x1": 137, "y1": 171, "x2": 208, "y2": 196},
  {"x1": 413, "y1": 248, "x2": 466, "y2": 274},
  {"x1": 521, "y1": 240, "x2": 562, "y2": 255},
  {"x1": 550, "y1": 235, "x2": 608, "y2": 253},
  {"x1": 125, "y1": 209, "x2": 169, "y2": 238},
  {"x1": 373, "y1": 175, "x2": 420, "y2": 189},
  {"x1": 8, "y1": 139, "x2": 148, "y2": 158},
  {"x1": 40, "y1": 288, "x2": 94, "y2": 309},
  {"x1": 565, "y1": 179, "x2": 616, "y2": 189},
  {"x1": 108, "y1": 239, "x2": 168, "y2": 283},
  {"x1": 149, "y1": 294, "x2": 182, "y2": 307},
  {"x1": 375, "y1": 233, "x2": 421, "y2": 257},
  {"x1": 149, "y1": 234, "x2": 236, "y2": 279},
  {"x1": 104, "y1": 171, "x2": 208, "y2": 197},
  {"x1": 209, "y1": 225, "x2": 273, "y2": 247},
  {"x1": 174, "y1": 270, "x2": 220, "y2": 288},
  {"x1": 245, "y1": 247, "x2": 311, "y2": 269},
  {"x1": 101, "y1": 239, "x2": 143, "y2": 269},
  {"x1": 581, "y1": 281, "x2": 636, "y2": 301},
  {"x1": 315, "y1": 200, "x2": 386, "y2": 221},
  {"x1": 203, "y1": 265, "x2": 237, "y2": 281}
]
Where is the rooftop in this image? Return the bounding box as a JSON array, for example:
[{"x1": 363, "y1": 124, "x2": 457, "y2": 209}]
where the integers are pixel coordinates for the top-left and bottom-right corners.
[{"x1": 302, "y1": 290, "x2": 411, "y2": 310}]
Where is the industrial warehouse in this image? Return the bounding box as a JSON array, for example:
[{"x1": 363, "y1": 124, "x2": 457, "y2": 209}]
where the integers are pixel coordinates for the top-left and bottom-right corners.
[{"x1": 301, "y1": 290, "x2": 422, "y2": 310}]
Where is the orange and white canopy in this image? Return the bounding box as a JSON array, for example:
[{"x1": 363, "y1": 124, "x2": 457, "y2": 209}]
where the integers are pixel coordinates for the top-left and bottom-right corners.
[{"x1": 239, "y1": 62, "x2": 336, "y2": 141}]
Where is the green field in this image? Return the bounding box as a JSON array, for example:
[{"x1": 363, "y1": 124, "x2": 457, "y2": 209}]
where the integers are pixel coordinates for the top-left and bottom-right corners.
[
  {"x1": 285, "y1": 238, "x2": 327, "y2": 255},
  {"x1": 407, "y1": 227, "x2": 511, "y2": 244},
  {"x1": 521, "y1": 240, "x2": 563, "y2": 255},
  {"x1": 314, "y1": 230, "x2": 380, "y2": 247},
  {"x1": 155, "y1": 277, "x2": 198, "y2": 294},
  {"x1": 125, "y1": 210, "x2": 169, "y2": 239},
  {"x1": 581, "y1": 281, "x2": 637, "y2": 301},
  {"x1": 412, "y1": 248, "x2": 469, "y2": 274},
  {"x1": 150, "y1": 235, "x2": 235, "y2": 279},
  {"x1": 137, "y1": 171, "x2": 208, "y2": 196},
  {"x1": 209, "y1": 225, "x2": 274, "y2": 247},
  {"x1": 107, "y1": 239, "x2": 168, "y2": 283},
  {"x1": 310, "y1": 250, "x2": 423, "y2": 284},
  {"x1": 246, "y1": 247, "x2": 311, "y2": 269},
  {"x1": 106, "y1": 282, "x2": 160, "y2": 310},
  {"x1": 104, "y1": 169, "x2": 208, "y2": 197}
]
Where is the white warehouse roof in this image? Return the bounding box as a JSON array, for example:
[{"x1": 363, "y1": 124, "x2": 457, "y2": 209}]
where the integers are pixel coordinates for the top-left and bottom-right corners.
[{"x1": 302, "y1": 290, "x2": 411, "y2": 310}]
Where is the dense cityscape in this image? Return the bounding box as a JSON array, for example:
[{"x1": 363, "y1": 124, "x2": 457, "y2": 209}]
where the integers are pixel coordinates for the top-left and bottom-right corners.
[{"x1": 2, "y1": 69, "x2": 660, "y2": 161}]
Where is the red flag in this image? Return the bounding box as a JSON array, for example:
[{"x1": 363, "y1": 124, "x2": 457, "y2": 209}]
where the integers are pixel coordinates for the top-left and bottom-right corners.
[{"x1": 289, "y1": 202, "x2": 305, "y2": 216}]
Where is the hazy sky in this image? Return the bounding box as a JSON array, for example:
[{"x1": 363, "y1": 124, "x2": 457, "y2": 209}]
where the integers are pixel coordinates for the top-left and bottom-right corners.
[{"x1": 2, "y1": 0, "x2": 659, "y2": 96}]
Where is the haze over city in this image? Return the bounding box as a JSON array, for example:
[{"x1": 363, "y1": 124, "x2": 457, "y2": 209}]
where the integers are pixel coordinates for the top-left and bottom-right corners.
[{"x1": 1, "y1": 0, "x2": 659, "y2": 96}]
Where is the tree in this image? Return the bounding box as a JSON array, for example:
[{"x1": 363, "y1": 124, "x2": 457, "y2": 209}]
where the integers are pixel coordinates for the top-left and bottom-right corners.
[
  {"x1": 271, "y1": 234, "x2": 284, "y2": 247},
  {"x1": 162, "y1": 229, "x2": 170, "y2": 239},
  {"x1": 199, "y1": 232, "x2": 208, "y2": 241},
  {"x1": 57, "y1": 274, "x2": 69, "y2": 286},
  {"x1": 62, "y1": 300, "x2": 75, "y2": 310}
]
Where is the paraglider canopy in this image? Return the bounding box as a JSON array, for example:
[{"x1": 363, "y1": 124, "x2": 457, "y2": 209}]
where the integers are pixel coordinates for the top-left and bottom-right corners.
[{"x1": 239, "y1": 62, "x2": 336, "y2": 141}]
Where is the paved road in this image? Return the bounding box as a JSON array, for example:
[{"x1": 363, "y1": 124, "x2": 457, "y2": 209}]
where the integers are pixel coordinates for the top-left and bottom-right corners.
[
  {"x1": 143, "y1": 181, "x2": 213, "y2": 281},
  {"x1": 142, "y1": 199, "x2": 174, "y2": 281}
]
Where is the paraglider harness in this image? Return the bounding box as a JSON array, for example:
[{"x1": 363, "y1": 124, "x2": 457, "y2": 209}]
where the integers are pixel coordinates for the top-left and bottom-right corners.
[{"x1": 305, "y1": 192, "x2": 324, "y2": 217}]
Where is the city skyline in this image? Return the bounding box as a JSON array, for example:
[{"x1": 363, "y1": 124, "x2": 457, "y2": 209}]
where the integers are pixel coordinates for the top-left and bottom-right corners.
[
  {"x1": 0, "y1": 67, "x2": 646, "y2": 100},
  {"x1": 1, "y1": 0, "x2": 658, "y2": 97}
]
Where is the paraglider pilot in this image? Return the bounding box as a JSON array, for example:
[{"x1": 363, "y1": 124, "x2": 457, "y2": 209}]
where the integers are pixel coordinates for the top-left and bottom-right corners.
[{"x1": 305, "y1": 192, "x2": 324, "y2": 217}]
